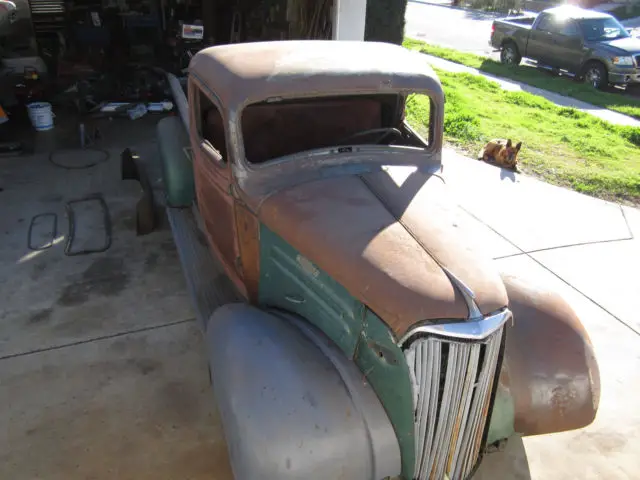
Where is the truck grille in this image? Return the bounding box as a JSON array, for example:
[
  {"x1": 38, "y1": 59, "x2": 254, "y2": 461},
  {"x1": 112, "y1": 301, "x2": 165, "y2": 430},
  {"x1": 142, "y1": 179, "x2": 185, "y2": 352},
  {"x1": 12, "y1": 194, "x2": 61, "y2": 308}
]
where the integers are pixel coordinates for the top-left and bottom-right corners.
[
  {"x1": 403, "y1": 323, "x2": 505, "y2": 480},
  {"x1": 28, "y1": 0, "x2": 65, "y2": 15}
]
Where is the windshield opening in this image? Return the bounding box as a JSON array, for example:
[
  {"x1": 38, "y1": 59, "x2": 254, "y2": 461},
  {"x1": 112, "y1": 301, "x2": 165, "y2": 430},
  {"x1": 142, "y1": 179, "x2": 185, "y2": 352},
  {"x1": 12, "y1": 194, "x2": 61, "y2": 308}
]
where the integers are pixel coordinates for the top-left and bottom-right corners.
[
  {"x1": 239, "y1": 94, "x2": 431, "y2": 164},
  {"x1": 579, "y1": 17, "x2": 630, "y2": 41}
]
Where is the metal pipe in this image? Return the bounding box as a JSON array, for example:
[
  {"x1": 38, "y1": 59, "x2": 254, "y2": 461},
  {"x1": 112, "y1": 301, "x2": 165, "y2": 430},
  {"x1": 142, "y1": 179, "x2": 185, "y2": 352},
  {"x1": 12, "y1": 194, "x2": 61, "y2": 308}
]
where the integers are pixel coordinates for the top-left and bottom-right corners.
[{"x1": 166, "y1": 72, "x2": 189, "y2": 130}]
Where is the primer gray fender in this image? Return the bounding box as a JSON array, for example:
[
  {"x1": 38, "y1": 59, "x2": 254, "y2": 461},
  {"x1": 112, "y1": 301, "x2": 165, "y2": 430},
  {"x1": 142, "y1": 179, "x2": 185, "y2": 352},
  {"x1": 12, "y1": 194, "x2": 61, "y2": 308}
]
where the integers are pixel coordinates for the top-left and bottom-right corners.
[
  {"x1": 495, "y1": 274, "x2": 600, "y2": 438},
  {"x1": 205, "y1": 303, "x2": 402, "y2": 480}
]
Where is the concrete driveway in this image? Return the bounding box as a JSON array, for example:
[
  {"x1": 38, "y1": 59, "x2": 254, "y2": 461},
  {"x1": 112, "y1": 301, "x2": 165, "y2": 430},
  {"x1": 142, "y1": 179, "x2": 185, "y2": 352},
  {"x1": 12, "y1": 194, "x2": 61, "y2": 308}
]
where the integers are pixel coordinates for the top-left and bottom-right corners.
[
  {"x1": 0, "y1": 118, "x2": 233, "y2": 480},
  {"x1": 442, "y1": 149, "x2": 640, "y2": 479},
  {"x1": 0, "y1": 122, "x2": 638, "y2": 478}
]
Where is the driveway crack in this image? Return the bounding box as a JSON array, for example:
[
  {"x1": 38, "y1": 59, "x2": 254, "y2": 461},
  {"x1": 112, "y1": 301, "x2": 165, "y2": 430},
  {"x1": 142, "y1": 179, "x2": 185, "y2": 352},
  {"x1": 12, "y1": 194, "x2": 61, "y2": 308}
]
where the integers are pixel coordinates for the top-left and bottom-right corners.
[
  {"x1": 459, "y1": 205, "x2": 640, "y2": 336},
  {"x1": 0, "y1": 317, "x2": 196, "y2": 362}
]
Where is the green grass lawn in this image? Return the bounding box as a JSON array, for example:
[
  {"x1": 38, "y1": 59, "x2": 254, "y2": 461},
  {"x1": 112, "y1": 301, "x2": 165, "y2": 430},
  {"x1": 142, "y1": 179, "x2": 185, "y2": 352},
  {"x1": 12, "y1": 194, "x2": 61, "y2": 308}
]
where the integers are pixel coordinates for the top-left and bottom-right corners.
[
  {"x1": 405, "y1": 67, "x2": 640, "y2": 204},
  {"x1": 404, "y1": 38, "x2": 640, "y2": 120}
]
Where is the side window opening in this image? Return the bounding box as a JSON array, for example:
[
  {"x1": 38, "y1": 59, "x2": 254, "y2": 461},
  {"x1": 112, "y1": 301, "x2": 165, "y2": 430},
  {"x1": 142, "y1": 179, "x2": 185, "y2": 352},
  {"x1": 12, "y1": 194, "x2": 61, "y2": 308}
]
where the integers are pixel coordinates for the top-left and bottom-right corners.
[
  {"x1": 404, "y1": 94, "x2": 432, "y2": 148},
  {"x1": 560, "y1": 21, "x2": 579, "y2": 37},
  {"x1": 196, "y1": 86, "x2": 227, "y2": 162},
  {"x1": 537, "y1": 14, "x2": 552, "y2": 32}
]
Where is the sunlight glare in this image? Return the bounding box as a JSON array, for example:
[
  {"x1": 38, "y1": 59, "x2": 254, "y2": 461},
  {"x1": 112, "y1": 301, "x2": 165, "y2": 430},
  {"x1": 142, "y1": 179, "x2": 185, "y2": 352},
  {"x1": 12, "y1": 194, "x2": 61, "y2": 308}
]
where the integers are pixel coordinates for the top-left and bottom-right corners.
[
  {"x1": 382, "y1": 165, "x2": 418, "y2": 187},
  {"x1": 17, "y1": 236, "x2": 65, "y2": 264}
]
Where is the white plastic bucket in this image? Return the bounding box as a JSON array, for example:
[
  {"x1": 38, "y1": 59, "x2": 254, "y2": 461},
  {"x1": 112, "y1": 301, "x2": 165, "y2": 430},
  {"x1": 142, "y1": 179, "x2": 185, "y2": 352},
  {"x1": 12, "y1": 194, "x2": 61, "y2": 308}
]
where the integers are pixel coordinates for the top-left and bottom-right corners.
[{"x1": 27, "y1": 102, "x2": 54, "y2": 131}]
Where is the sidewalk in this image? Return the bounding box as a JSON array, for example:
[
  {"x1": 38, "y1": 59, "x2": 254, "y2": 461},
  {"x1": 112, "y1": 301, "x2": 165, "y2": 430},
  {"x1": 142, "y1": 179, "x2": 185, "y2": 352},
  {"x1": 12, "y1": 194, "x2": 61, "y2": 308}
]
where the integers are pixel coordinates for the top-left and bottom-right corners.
[{"x1": 409, "y1": 50, "x2": 640, "y2": 127}]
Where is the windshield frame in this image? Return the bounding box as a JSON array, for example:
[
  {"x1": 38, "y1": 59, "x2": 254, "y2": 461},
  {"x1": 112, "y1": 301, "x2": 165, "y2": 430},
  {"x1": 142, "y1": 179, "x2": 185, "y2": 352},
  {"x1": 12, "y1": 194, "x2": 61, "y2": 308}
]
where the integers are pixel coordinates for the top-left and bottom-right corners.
[
  {"x1": 227, "y1": 88, "x2": 444, "y2": 204},
  {"x1": 232, "y1": 88, "x2": 442, "y2": 173}
]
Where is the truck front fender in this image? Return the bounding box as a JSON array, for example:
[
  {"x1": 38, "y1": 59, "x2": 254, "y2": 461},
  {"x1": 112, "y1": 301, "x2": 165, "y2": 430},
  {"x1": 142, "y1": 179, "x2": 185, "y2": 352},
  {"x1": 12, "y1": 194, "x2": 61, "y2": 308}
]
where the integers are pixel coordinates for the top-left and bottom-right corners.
[
  {"x1": 205, "y1": 303, "x2": 401, "y2": 480},
  {"x1": 157, "y1": 116, "x2": 195, "y2": 207},
  {"x1": 496, "y1": 274, "x2": 600, "y2": 438}
]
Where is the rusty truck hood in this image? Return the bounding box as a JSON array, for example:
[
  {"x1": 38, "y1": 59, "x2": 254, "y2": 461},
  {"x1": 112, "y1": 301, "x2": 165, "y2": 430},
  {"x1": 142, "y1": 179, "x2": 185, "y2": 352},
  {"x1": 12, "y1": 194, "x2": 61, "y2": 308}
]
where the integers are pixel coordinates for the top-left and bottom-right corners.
[{"x1": 258, "y1": 167, "x2": 508, "y2": 335}]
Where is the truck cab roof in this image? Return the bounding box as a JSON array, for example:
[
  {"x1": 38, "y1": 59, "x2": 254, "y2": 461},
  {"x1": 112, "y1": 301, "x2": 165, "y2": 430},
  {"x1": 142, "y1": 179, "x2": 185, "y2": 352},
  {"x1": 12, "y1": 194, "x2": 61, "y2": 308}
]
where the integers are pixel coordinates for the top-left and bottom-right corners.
[
  {"x1": 542, "y1": 5, "x2": 613, "y2": 20},
  {"x1": 188, "y1": 40, "x2": 444, "y2": 112}
]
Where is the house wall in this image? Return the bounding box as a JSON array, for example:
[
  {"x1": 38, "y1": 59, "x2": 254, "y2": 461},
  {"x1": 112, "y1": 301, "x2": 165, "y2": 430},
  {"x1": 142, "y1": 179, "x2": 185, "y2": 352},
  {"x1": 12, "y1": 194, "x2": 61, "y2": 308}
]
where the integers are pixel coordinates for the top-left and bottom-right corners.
[{"x1": 332, "y1": 0, "x2": 367, "y2": 41}]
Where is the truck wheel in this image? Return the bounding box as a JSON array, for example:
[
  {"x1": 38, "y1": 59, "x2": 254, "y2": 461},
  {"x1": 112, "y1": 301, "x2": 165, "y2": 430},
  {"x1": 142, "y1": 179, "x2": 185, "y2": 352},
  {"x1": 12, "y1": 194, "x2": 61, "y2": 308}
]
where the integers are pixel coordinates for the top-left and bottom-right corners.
[
  {"x1": 583, "y1": 62, "x2": 607, "y2": 90},
  {"x1": 500, "y1": 42, "x2": 521, "y2": 66}
]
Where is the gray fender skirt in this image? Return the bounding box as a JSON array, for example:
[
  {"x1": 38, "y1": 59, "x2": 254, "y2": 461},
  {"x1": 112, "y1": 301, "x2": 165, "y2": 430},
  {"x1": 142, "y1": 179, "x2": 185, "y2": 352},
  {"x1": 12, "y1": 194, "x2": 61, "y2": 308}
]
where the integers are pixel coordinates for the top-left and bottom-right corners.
[{"x1": 205, "y1": 303, "x2": 402, "y2": 480}]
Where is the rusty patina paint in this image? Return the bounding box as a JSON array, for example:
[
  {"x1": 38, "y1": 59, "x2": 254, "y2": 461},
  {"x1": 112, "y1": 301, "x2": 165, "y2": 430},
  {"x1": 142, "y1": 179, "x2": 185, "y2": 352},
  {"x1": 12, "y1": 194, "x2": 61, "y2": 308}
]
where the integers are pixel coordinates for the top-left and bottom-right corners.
[
  {"x1": 234, "y1": 203, "x2": 260, "y2": 303},
  {"x1": 181, "y1": 40, "x2": 600, "y2": 477},
  {"x1": 499, "y1": 273, "x2": 600, "y2": 436}
]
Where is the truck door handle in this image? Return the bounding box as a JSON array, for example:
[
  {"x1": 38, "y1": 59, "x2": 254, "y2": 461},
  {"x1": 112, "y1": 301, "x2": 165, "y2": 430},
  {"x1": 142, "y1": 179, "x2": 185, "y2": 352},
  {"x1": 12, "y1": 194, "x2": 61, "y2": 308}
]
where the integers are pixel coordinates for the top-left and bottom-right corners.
[{"x1": 285, "y1": 294, "x2": 305, "y2": 304}]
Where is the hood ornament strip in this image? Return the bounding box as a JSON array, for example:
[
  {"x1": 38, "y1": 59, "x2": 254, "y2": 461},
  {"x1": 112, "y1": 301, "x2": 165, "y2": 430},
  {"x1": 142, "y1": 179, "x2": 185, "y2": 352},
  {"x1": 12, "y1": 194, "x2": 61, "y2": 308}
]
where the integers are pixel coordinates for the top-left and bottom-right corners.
[{"x1": 440, "y1": 266, "x2": 483, "y2": 321}]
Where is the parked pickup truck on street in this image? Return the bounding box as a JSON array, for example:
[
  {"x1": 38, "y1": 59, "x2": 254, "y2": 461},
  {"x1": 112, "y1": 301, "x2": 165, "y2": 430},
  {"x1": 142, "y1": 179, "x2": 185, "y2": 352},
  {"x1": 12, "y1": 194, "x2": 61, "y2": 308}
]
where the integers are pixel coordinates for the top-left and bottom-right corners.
[{"x1": 490, "y1": 5, "x2": 640, "y2": 89}]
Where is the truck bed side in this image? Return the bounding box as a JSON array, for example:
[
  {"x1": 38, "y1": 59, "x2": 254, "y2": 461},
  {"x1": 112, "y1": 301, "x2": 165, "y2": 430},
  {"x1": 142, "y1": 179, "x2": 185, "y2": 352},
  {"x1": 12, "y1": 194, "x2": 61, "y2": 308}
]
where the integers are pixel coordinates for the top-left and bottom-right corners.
[{"x1": 490, "y1": 16, "x2": 535, "y2": 55}]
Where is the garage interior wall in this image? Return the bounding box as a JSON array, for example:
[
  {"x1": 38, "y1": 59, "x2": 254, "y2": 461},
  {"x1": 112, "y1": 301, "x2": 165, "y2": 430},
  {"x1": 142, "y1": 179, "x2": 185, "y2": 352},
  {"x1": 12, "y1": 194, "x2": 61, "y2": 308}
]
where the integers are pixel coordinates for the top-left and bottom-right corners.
[{"x1": 1, "y1": 0, "x2": 371, "y2": 94}]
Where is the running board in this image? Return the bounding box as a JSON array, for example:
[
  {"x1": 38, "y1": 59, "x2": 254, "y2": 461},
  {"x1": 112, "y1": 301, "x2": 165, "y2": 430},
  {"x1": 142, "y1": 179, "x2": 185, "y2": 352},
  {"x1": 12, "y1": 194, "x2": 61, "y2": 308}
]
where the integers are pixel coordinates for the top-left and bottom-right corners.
[{"x1": 166, "y1": 206, "x2": 240, "y2": 330}]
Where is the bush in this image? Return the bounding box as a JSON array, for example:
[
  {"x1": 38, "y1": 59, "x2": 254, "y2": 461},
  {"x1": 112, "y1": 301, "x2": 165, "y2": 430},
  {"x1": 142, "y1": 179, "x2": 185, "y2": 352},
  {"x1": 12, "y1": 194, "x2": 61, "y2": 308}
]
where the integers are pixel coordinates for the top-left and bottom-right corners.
[
  {"x1": 469, "y1": 0, "x2": 522, "y2": 13},
  {"x1": 364, "y1": 0, "x2": 408, "y2": 45}
]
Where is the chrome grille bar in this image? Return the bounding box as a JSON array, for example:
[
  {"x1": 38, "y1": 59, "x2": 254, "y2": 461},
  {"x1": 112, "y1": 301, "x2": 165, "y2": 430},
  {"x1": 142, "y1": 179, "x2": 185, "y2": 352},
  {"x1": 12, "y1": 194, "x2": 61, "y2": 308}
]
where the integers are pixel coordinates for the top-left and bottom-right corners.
[{"x1": 404, "y1": 318, "x2": 505, "y2": 480}]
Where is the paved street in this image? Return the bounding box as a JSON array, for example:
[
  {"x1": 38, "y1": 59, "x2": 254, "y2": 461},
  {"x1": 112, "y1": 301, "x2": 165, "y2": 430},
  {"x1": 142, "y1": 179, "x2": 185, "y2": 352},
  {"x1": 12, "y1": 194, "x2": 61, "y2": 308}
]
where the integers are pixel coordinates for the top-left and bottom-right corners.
[
  {"x1": 405, "y1": 0, "x2": 498, "y2": 55},
  {"x1": 405, "y1": 0, "x2": 640, "y2": 55}
]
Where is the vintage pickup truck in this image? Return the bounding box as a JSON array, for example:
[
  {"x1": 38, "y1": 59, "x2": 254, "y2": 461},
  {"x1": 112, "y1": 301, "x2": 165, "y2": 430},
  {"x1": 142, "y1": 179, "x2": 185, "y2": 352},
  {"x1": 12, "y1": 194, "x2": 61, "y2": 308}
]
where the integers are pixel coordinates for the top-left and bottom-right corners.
[
  {"x1": 491, "y1": 5, "x2": 640, "y2": 89},
  {"x1": 143, "y1": 40, "x2": 600, "y2": 479}
]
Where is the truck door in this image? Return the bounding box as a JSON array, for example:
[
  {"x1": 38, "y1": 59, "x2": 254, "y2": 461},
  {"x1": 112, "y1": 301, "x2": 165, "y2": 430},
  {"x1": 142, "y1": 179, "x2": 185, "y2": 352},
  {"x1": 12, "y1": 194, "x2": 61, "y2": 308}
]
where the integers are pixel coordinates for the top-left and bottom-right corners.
[
  {"x1": 189, "y1": 80, "x2": 243, "y2": 288},
  {"x1": 526, "y1": 13, "x2": 555, "y2": 66},
  {"x1": 546, "y1": 19, "x2": 583, "y2": 73}
]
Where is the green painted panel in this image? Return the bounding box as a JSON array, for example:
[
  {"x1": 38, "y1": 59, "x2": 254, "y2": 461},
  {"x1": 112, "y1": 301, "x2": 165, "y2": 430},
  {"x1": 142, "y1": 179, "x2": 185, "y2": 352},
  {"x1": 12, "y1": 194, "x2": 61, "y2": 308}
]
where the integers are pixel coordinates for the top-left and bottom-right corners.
[
  {"x1": 355, "y1": 309, "x2": 416, "y2": 480},
  {"x1": 259, "y1": 225, "x2": 364, "y2": 356},
  {"x1": 157, "y1": 116, "x2": 195, "y2": 207},
  {"x1": 486, "y1": 383, "x2": 515, "y2": 446},
  {"x1": 259, "y1": 225, "x2": 417, "y2": 479}
]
